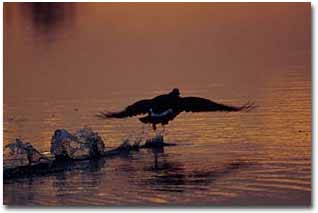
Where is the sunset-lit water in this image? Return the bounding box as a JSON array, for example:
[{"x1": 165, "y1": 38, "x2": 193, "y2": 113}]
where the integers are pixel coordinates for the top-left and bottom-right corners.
[{"x1": 3, "y1": 3, "x2": 311, "y2": 206}]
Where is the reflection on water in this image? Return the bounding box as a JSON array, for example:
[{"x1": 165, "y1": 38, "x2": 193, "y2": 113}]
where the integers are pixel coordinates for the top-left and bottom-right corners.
[
  {"x1": 145, "y1": 152, "x2": 249, "y2": 194},
  {"x1": 3, "y1": 2, "x2": 311, "y2": 206},
  {"x1": 27, "y1": 3, "x2": 74, "y2": 32},
  {"x1": 21, "y1": 2, "x2": 75, "y2": 40}
]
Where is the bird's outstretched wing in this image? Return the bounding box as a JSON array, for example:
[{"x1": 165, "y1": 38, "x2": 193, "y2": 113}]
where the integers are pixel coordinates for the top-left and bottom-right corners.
[
  {"x1": 180, "y1": 97, "x2": 254, "y2": 113},
  {"x1": 97, "y1": 99, "x2": 152, "y2": 119}
]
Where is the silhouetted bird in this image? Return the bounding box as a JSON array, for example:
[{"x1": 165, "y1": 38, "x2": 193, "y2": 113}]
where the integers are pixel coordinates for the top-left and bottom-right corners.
[{"x1": 97, "y1": 88, "x2": 254, "y2": 131}]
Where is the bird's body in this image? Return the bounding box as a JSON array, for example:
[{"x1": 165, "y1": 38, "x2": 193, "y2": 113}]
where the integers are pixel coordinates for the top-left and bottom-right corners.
[
  {"x1": 97, "y1": 88, "x2": 254, "y2": 130},
  {"x1": 139, "y1": 108, "x2": 177, "y2": 130}
]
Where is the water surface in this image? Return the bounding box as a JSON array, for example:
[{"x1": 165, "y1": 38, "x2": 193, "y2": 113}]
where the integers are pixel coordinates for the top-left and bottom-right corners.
[{"x1": 3, "y1": 3, "x2": 311, "y2": 206}]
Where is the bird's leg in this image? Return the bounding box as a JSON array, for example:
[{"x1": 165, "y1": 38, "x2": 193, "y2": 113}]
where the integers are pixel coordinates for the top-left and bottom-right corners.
[{"x1": 153, "y1": 125, "x2": 164, "y2": 145}]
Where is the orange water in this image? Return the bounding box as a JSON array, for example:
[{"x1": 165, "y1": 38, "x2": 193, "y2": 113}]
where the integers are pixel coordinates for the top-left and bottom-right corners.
[{"x1": 3, "y1": 3, "x2": 311, "y2": 206}]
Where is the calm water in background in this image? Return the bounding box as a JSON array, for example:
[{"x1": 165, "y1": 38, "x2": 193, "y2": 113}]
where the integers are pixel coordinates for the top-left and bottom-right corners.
[{"x1": 3, "y1": 3, "x2": 311, "y2": 205}]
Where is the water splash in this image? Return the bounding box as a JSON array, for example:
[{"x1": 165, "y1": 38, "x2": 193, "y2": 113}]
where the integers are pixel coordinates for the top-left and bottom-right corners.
[
  {"x1": 4, "y1": 138, "x2": 49, "y2": 167},
  {"x1": 50, "y1": 127, "x2": 105, "y2": 159}
]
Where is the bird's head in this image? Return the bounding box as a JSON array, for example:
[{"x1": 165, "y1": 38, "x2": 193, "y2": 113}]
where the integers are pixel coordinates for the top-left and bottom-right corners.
[{"x1": 171, "y1": 88, "x2": 180, "y2": 97}]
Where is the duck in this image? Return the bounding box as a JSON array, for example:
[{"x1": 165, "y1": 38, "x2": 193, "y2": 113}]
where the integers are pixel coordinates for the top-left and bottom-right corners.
[{"x1": 97, "y1": 88, "x2": 254, "y2": 131}]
